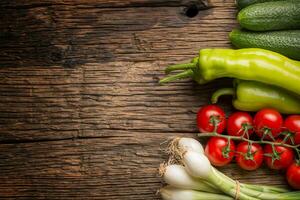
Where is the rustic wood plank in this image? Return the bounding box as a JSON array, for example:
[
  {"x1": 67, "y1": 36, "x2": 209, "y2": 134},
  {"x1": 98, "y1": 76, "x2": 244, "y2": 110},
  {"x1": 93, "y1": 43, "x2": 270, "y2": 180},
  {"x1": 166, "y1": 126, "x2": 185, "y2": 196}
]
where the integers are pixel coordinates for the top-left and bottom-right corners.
[
  {"x1": 0, "y1": 0, "x2": 231, "y2": 9},
  {"x1": 0, "y1": 66, "x2": 82, "y2": 141},
  {"x1": 0, "y1": 62, "x2": 232, "y2": 141},
  {"x1": 0, "y1": 133, "x2": 165, "y2": 199},
  {"x1": 0, "y1": 133, "x2": 287, "y2": 199},
  {"x1": 0, "y1": 0, "x2": 290, "y2": 199},
  {"x1": 0, "y1": 0, "x2": 237, "y2": 140},
  {"x1": 0, "y1": 2, "x2": 237, "y2": 67}
]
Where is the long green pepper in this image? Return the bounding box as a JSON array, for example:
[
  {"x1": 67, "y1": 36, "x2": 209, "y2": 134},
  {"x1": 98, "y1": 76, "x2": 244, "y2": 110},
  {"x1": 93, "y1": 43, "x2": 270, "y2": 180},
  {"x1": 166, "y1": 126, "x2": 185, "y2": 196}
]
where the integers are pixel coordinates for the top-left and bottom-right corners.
[
  {"x1": 211, "y1": 80, "x2": 300, "y2": 114},
  {"x1": 160, "y1": 48, "x2": 300, "y2": 96}
]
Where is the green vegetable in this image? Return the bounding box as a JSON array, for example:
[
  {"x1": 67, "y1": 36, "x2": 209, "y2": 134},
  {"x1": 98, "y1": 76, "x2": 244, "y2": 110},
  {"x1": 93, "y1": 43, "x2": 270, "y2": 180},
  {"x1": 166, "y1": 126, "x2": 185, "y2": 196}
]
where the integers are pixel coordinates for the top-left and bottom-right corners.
[
  {"x1": 238, "y1": 1, "x2": 300, "y2": 31},
  {"x1": 211, "y1": 80, "x2": 300, "y2": 114},
  {"x1": 163, "y1": 138, "x2": 289, "y2": 195},
  {"x1": 236, "y1": 0, "x2": 281, "y2": 9},
  {"x1": 161, "y1": 137, "x2": 298, "y2": 200},
  {"x1": 229, "y1": 29, "x2": 300, "y2": 60},
  {"x1": 160, "y1": 186, "x2": 233, "y2": 200},
  {"x1": 161, "y1": 164, "x2": 221, "y2": 193},
  {"x1": 159, "y1": 48, "x2": 300, "y2": 96},
  {"x1": 166, "y1": 139, "x2": 258, "y2": 200}
]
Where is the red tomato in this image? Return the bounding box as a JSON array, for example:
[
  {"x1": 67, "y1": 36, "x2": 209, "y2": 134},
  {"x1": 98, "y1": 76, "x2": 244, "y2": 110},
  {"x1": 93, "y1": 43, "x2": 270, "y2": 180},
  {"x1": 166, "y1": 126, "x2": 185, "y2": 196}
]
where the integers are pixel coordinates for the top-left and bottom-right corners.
[
  {"x1": 205, "y1": 137, "x2": 235, "y2": 166},
  {"x1": 235, "y1": 142, "x2": 263, "y2": 171},
  {"x1": 227, "y1": 112, "x2": 253, "y2": 138},
  {"x1": 253, "y1": 108, "x2": 283, "y2": 140},
  {"x1": 284, "y1": 115, "x2": 300, "y2": 145},
  {"x1": 197, "y1": 105, "x2": 226, "y2": 134},
  {"x1": 286, "y1": 162, "x2": 300, "y2": 189},
  {"x1": 264, "y1": 139, "x2": 294, "y2": 170}
]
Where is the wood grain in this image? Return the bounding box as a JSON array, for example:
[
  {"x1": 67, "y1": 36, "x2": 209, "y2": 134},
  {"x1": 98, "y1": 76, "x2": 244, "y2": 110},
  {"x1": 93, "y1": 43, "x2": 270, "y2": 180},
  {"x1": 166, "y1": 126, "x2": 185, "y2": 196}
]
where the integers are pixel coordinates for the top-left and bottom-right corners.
[
  {"x1": 0, "y1": 0, "x2": 288, "y2": 199},
  {"x1": 0, "y1": 62, "x2": 233, "y2": 141},
  {"x1": 0, "y1": 0, "x2": 236, "y2": 67},
  {"x1": 0, "y1": 0, "x2": 231, "y2": 9},
  {"x1": 0, "y1": 133, "x2": 288, "y2": 199}
]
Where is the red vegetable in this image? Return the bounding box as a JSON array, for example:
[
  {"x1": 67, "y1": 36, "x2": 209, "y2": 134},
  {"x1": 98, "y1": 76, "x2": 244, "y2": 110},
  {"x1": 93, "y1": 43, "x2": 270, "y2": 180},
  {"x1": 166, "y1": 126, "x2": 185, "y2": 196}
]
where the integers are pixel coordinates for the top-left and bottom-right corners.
[
  {"x1": 284, "y1": 115, "x2": 300, "y2": 145},
  {"x1": 286, "y1": 162, "x2": 300, "y2": 189},
  {"x1": 205, "y1": 137, "x2": 235, "y2": 166},
  {"x1": 264, "y1": 139, "x2": 294, "y2": 170},
  {"x1": 236, "y1": 142, "x2": 263, "y2": 171},
  {"x1": 197, "y1": 105, "x2": 226, "y2": 134},
  {"x1": 227, "y1": 112, "x2": 253, "y2": 138},
  {"x1": 253, "y1": 108, "x2": 283, "y2": 140}
]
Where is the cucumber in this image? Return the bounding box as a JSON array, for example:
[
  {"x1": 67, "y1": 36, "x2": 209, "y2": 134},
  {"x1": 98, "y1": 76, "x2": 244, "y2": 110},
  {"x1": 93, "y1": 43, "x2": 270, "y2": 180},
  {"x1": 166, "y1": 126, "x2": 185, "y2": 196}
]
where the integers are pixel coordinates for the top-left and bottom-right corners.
[
  {"x1": 236, "y1": 0, "x2": 280, "y2": 9},
  {"x1": 238, "y1": 1, "x2": 300, "y2": 31},
  {"x1": 229, "y1": 29, "x2": 300, "y2": 60}
]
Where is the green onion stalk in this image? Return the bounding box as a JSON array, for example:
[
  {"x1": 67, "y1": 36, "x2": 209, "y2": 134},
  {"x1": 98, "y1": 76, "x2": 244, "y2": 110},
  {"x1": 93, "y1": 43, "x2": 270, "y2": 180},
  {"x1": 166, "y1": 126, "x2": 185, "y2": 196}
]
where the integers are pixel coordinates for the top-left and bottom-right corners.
[{"x1": 160, "y1": 186, "x2": 233, "y2": 200}]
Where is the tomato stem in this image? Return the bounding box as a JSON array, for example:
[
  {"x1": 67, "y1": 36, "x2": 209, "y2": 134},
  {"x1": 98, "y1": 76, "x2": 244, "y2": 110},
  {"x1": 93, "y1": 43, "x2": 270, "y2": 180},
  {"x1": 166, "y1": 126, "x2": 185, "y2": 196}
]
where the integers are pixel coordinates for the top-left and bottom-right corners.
[
  {"x1": 222, "y1": 137, "x2": 232, "y2": 158},
  {"x1": 210, "y1": 116, "x2": 221, "y2": 133},
  {"x1": 198, "y1": 132, "x2": 300, "y2": 151},
  {"x1": 260, "y1": 128, "x2": 275, "y2": 142},
  {"x1": 269, "y1": 144, "x2": 282, "y2": 167},
  {"x1": 245, "y1": 141, "x2": 255, "y2": 161},
  {"x1": 241, "y1": 123, "x2": 252, "y2": 139},
  {"x1": 281, "y1": 131, "x2": 294, "y2": 145}
]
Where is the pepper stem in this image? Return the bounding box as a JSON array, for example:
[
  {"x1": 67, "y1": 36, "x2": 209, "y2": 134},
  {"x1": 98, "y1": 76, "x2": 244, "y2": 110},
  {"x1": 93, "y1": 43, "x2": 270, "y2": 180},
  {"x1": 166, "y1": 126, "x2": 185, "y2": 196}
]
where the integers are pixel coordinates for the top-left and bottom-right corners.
[
  {"x1": 159, "y1": 69, "x2": 194, "y2": 84},
  {"x1": 211, "y1": 88, "x2": 235, "y2": 104},
  {"x1": 164, "y1": 62, "x2": 196, "y2": 74}
]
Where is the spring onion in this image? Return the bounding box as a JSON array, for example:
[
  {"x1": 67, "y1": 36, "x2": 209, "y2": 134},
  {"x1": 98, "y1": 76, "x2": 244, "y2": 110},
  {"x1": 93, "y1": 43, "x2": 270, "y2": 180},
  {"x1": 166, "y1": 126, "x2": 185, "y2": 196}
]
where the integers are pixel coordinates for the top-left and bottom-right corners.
[
  {"x1": 177, "y1": 137, "x2": 204, "y2": 154},
  {"x1": 160, "y1": 186, "x2": 233, "y2": 200},
  {"x1": 161, "y1": 164, "x2": 219, "y2": 193},
  {"x1": 160, "y1": 137, "x2": 299, "y2": 200},
  {"x1": 181, "y1": 150, "x2": 259, "y2": 200}
]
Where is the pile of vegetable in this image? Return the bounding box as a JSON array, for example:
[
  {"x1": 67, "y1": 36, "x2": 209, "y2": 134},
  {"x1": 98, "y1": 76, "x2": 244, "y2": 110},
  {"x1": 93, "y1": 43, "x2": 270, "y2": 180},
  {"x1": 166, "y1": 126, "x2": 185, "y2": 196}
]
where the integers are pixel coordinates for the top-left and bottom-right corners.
[
  {"x1": 231, "y1": 0, "x2": 300, "y2": 60},
  {"x1": 197, "y1": 105, "x2": 300, "y2": 183},
  {"x1": 159, "y1": 48, "x2": 300, "y2": 113},
  {"x1": 160, "y1": 137, "x2": 300, "y2": 200},
  {"x1": 160, "y1": 0, "x2": 300, "y2": 113},
  {"x1": 158, "y1": 0, "x2": 300, "y2": 199}
]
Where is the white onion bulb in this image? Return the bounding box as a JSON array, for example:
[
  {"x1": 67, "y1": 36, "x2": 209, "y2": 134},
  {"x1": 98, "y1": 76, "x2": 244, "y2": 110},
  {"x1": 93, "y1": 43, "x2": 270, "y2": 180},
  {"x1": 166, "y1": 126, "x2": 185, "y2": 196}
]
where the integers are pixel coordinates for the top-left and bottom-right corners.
[
  {"x1": 183, "y1": 151, "x2": 212, "y2": 179},
  {"x1": 177, "y1": 137, "x2": 204, "y2": 154}
]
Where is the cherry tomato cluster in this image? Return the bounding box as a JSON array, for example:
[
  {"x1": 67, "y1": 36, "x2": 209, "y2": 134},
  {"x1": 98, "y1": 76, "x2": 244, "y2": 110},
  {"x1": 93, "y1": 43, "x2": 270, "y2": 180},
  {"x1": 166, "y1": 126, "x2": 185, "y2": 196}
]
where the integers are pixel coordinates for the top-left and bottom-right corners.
[{"x1": 197, "y1": 105, "x2": 300, "y2": 189}]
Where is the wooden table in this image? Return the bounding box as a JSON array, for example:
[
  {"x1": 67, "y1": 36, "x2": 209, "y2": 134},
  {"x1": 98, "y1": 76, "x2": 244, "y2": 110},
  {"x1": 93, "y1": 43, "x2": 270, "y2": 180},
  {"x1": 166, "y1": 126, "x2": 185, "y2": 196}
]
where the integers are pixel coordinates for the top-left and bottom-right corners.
[{"x1": 0, "y1": 0, "x2": 288, "y2": 199}]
